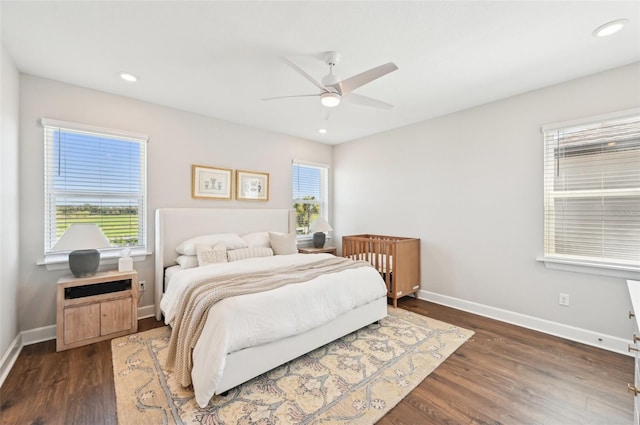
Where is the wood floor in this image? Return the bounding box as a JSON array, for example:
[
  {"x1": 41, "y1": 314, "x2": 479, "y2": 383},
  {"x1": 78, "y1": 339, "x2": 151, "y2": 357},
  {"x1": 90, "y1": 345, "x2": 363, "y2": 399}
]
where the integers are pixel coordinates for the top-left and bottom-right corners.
[{"x1": 0, "y1": 298, "x2": 634, "y2": 425}]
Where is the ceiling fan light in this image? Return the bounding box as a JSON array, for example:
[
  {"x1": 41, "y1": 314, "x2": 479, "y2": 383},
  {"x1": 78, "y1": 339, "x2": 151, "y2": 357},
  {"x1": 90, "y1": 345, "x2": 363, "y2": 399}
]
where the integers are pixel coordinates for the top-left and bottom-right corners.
[{"x1": 320, "y1": 92, "x2": 340, "y2": 107}]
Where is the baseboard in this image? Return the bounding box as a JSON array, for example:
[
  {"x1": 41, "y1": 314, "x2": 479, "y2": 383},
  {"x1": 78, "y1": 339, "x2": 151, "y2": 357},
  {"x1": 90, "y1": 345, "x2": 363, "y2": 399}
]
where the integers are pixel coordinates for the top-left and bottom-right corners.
[
  {"x1": 0, "y1": 333, "x2": 22, "y2": 388},
  {"x1": 1, "y1": 325, "x2": 58, "y2": 388},
  {"x1": 137, "y1": 304, "x2": 156, "y2": 320},
  {"x1": 22, "y1": 325, "x2": 56, "y2": 345},
  {"x1": 419, "y1": 290, "x2": 632, "y2": 356},
  {"x1": 0, "y1": 304, "x2": 157, "y2": 388}
]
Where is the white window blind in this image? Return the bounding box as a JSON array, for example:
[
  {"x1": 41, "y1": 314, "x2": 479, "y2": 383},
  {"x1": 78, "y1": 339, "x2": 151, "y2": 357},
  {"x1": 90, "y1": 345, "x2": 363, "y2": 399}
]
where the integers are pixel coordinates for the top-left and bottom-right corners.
[
  {"x1": 292, "y1": 160, "x2": 329, "y2": 237},
  {"x1": 542, "y1": 109, "x2": 640, "y2": 269},
  {"x1": 43, "y1": 118, "x2": 148, "y2": 255}
]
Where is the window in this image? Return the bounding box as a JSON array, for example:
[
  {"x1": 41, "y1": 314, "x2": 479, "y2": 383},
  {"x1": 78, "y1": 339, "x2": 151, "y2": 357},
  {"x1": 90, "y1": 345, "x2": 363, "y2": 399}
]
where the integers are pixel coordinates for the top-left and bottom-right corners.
[
  {"x1": 292, "y1": 160, "x2": 329, "y2": 237},
  {"x1": 542, "y1": 109, "x2": 640, "y2": 271},
  {"x1": 43, "y1": 119, "x2": 148, "y2": 258}
]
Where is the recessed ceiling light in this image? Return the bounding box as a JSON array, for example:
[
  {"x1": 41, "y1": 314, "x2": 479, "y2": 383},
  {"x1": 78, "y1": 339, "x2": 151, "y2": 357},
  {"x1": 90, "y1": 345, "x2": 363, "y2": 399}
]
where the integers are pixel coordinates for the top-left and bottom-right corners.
[
  {"x1": 120, "y1": 72, "x2": 138, "y2": 82},
  {"x1": 593, "y1": 19, "x2": 628, "y2": 37},
  {"x1": 318, "y1": 128, "x2": 327, "y2": 134}
]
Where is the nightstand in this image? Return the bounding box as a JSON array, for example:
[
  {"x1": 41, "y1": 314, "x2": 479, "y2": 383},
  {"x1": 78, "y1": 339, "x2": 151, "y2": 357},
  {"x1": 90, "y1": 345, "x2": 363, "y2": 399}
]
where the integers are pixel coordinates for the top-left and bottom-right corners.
[
  {"x1": 56, "y1": 270, "x2": 138, "y2": 351},
  {"x1": 298, "y1": 246, "x2": 337, "y2": 256}
]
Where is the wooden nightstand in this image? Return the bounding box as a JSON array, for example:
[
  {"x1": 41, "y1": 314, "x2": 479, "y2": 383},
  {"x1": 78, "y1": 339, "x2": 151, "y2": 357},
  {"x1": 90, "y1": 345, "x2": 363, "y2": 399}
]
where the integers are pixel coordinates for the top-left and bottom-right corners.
[
  {"x1": 56, "y1": 270, "x2": 138, "y2": 351},
  {"x1": 298, "y1": 246, "x2": 337, "y2": 256}
]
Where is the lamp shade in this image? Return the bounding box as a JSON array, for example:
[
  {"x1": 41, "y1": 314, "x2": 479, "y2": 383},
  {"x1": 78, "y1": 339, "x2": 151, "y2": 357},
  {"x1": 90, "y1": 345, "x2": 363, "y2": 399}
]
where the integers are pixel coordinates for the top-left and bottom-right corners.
[
  {"x1": 53, "y1": 224, "x2": 111, "y2": 278},
  {"x1": 53, "y1": 223, "x2": 111, "y2": 251},
  {"x1": 309, "y1": 217, "x2": 333, "y2": 233},
  {"x1": 309, "y1": 217, "x2": 332, "y2": 248}
]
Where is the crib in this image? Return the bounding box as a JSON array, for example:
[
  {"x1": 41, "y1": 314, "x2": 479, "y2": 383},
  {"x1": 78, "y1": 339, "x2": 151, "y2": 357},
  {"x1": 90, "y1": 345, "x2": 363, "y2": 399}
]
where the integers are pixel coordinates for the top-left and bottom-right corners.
[{"x1": 342, "y1": 234, "x2": 421, "y2": 307}]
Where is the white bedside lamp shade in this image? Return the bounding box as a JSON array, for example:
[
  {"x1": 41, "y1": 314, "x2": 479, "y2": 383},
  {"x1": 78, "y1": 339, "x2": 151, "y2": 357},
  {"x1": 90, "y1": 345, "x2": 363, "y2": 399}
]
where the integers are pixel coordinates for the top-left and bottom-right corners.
[
  {"x1": 53, "y1": 223, "x2": 111, "y2": 277},
  {"x1": 309, "y1": 217, "x2": 333, "y2": 248}
]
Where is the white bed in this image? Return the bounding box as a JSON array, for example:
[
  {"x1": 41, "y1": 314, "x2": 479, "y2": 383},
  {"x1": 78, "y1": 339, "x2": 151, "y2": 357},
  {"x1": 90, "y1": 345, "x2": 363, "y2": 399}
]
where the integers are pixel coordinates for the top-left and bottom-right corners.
[{"x1": 154, "y1": 208, "x2": 388, "y2": 407}]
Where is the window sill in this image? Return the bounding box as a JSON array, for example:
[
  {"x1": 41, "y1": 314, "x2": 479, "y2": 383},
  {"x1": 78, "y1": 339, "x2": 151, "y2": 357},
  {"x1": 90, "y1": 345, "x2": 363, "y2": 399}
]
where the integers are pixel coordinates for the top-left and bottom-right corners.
[
  {"x1": 537, "y1": 257, "x2": 640, "y2": 280},
  {"x1": 38, "y1": 249, "x2": 151, "y2": 272}
]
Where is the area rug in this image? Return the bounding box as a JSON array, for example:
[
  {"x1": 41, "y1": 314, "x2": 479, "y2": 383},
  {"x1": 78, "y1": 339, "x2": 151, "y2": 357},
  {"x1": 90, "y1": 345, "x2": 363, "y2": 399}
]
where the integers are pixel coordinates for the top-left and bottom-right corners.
[{"x1": 112, "y1": 307, "x2": 473, "y2": 425}]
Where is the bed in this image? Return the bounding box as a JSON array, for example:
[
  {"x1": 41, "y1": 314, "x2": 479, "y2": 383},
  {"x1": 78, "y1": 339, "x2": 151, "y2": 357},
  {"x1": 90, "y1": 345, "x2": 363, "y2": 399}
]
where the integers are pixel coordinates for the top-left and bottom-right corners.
[
  {"x1": 342, "y1": 234, "x2": 421, "y2": 307},
  {"x1": 154, "y1": 208, "x2": 388, "y2": 407}
]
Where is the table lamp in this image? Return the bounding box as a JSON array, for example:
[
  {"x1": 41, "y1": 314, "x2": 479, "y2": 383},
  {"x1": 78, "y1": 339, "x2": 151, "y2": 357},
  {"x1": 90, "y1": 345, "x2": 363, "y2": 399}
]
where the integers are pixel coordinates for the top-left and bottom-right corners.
[
  {"x1": 53, "y1": 223, "x2": 111, "y2": 277},
  {"x1": 309, "y1": 217, "x2": 333, "y2": 248}
]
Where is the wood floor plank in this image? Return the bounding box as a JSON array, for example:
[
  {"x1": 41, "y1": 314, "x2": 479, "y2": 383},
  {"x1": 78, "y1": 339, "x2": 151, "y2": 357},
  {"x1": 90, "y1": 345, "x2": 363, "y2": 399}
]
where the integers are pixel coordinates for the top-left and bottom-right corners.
[{"x1": 0, "y1": 299, "x2": 634, "y2": 425}]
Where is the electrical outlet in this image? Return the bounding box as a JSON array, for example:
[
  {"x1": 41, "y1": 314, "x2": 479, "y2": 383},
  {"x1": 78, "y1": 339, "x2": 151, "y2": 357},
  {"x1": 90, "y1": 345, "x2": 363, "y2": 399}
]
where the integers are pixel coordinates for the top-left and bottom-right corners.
[
  {"x1": 559, "y1": 293, "x2": 570, "y2": 306},
  {"x1": 139, "y1": 281, "x2": 146, "y2": 292}
]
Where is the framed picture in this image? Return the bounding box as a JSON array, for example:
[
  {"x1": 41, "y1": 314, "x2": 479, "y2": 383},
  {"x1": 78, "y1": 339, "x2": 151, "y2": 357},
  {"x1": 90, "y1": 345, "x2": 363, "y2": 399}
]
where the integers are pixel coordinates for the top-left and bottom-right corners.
[
  {"x1": 236, "y1": 170, "x2": 269, "y2": 201},
  {"x1": 192, "y1": 164, "x2": 232, "y2": 200}
]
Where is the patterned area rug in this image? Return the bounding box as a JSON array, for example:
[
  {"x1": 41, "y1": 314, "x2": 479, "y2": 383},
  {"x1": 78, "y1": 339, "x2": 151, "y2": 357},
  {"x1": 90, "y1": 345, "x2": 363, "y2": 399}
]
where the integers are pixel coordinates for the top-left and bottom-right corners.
[{"x1": 112, "y1": 307, "x2": 473, "y2": 425}]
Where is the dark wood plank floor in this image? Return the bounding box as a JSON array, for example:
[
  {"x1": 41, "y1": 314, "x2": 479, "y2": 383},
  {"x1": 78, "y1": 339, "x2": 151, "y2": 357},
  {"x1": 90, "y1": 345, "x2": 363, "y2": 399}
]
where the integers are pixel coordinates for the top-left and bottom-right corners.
[{"x1": 0, "y1": 298, "x2": 634, "y2": 425}]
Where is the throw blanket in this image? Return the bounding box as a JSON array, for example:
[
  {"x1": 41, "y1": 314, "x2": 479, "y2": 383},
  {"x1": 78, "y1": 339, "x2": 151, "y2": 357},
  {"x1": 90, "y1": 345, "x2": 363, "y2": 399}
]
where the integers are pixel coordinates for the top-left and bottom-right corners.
[{"x1": 166, "y1": 256, "x2": 371, "y2": 387}]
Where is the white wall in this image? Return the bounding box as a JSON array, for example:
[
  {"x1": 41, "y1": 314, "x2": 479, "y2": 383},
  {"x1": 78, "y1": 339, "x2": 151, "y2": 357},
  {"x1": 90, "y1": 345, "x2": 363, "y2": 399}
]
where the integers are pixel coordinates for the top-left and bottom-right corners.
[
  {"x1": 334, "y1": 63, "x2": 640, "y2": 342},
  {"x1": 12, "y1": 63, "x2": 640, "y2": 348},
  {"x1": 0, "y1": 44, "x2": 20, "y2": 365},
  {"x1": 18, "y1": 74, "x2": 331, "y2": 332}
]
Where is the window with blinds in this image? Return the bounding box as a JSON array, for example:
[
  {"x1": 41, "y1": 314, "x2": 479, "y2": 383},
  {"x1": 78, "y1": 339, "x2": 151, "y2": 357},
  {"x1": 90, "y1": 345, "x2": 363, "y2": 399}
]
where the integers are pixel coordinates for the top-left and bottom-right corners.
[
  {"x1": 43, "y1": 119, "x2": 148, "y2": 255},
  {"x1": 292, "y1": 160, "x2": 329, "y2": 237},
  {"x1": 542, "y1": 109, "x2": 640, "y2": 269}
]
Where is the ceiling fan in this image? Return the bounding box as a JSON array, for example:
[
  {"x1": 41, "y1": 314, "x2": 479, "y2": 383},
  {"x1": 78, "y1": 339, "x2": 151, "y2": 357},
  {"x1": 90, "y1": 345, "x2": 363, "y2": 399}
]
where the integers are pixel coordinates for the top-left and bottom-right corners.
[{"x1": 263, "y1": 51, "x2": 398, "y2": 111}]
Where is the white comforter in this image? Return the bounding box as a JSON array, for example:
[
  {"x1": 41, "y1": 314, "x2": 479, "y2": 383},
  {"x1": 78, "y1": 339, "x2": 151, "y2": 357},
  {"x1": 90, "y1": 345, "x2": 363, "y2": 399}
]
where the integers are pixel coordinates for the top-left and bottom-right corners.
[{"x1": 160, "y1": 253, "x2": 387, "y2": 407}]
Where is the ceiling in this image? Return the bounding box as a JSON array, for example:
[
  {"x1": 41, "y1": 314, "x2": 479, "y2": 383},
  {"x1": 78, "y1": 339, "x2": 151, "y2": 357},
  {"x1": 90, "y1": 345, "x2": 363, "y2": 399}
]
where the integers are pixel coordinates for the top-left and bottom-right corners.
[{"x1": 2, "y1": 1, "x2": 639, "y2": 145}]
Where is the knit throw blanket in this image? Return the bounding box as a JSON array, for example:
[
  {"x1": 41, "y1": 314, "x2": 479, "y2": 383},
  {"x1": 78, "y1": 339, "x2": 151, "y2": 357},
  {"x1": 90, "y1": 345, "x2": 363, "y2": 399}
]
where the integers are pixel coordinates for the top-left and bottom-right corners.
[{"x1": 165, "y1": 256, "x2": 371, "y2": 387}]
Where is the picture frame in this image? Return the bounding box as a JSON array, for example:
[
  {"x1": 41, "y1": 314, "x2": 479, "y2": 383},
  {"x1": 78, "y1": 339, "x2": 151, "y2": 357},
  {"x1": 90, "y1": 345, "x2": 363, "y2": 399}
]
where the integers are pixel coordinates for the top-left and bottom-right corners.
[
  {"x1": 236, "y1": 169, "x2": 269, "y2": 201},
  {"x1": 192, "y1": 164, "x2": 233, "y2": 200}
]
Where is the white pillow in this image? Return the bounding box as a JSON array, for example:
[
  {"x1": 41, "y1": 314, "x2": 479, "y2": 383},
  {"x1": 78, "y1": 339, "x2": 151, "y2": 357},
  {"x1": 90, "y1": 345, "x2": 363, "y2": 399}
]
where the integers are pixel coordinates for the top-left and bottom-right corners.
[
  {"x1": 268, "y1": 232, "x2": 298, "y2": 255},
  {"x1": 196, "y1": 242, "x2": 228, "y2": 266},
  {"x1": 176, "y1": 255, "x2": 198, "y2": 269},
  {"x1": 176, "y1": 233, "x2": 247, "y2": 255},
  {"x1": 241, "y1": 232, "x2": 271, "y2": 248},
  {"x1": 227, "y1": 247, "x2": 274, "y2": 262}
]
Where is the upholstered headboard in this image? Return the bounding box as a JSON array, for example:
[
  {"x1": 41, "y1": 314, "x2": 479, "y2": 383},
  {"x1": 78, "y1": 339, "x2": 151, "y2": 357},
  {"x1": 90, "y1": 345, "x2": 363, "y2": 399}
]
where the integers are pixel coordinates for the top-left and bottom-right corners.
[{"x1": 154, "y1": 208, "x2": 295, "y2": 319}]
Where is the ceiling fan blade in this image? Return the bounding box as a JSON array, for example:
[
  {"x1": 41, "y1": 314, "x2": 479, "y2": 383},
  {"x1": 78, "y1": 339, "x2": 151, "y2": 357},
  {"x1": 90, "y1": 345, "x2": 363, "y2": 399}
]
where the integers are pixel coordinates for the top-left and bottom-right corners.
[
  {"x1": 262, "y1": 94, "x2": 320, "y2": 101},
  {"x1": 345, "y1": 93, "x2": 394, "y2": 110},
  {"x1": 280, "y1": 57, "x2": 328, "y2": 92},
  {"x1": 330, "y1": 62, "x2": 398, "y2": 95}
]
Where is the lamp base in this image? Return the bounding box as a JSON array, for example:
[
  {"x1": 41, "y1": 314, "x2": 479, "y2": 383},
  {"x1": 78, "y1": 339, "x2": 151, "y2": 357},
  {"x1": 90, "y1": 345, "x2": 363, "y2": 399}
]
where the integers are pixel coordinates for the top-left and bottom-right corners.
[
  {"x1": 312, "y1": 232, "x2": 326, "y2": 249},
  {"x1": 69, "y1": 249, "x2": 100, "y2": 278}
]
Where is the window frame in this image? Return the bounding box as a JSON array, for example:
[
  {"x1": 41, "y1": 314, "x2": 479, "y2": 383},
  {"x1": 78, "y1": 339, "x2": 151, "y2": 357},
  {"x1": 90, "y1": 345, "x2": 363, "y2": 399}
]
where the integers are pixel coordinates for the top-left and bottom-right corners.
[
  {"x1": 292, "y1": 159, "x2": 330, "y2": 240},
  {"x1": 41, "y1": 118, "x2": 149, "y2": 267},
  {"x1": 539, "y1": 108, "x2": 640, "y2": 279}
]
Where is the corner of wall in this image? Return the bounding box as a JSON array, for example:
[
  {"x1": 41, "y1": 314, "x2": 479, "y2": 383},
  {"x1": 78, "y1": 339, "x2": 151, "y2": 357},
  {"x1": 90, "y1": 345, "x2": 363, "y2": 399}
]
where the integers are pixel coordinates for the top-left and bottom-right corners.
[{"x1": 0, "y1": 42, "x2": 21, "y2": 373}]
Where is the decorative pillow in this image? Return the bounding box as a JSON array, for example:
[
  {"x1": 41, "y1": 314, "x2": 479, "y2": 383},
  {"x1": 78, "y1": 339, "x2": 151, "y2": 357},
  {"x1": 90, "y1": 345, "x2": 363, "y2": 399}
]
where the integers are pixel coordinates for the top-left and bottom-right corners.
[
  {"x1": 176, "y1": 233, "x2": 247, "y2": 255},
  {"x1": 227, "y1": 247, "x2": 274, "y2": 262},
  {"x1": 176, "y1": 255, "x2": 198, "y2": 269},
  {"x1": 196, "y1": 242, "x2": 228, "y2": 266},
  {"x1": 241, "y1": 232, "x2": 271, "y2": 248},
  {"x1": 268, "y1": 232, "x2": 298, "y2": 255}
]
